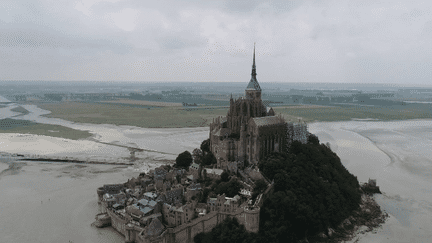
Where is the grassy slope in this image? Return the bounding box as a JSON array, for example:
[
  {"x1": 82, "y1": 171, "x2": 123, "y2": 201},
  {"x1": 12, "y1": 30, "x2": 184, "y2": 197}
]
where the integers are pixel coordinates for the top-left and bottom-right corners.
[
  {"x1": 0, "y1": 118, "x2": 92, "y2": 140},
  {"x1": 34, "y1": 101, "x2": 432, "y2": 128}
]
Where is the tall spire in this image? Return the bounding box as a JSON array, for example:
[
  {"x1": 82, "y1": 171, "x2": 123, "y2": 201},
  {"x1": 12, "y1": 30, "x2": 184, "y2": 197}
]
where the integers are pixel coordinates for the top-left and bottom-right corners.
[
  {"x1": 246, "y1": 43, "x2": 261, "y2": 91},
  {"x1": 252, "y1": 42, "x2": 256, "y2": 77}
]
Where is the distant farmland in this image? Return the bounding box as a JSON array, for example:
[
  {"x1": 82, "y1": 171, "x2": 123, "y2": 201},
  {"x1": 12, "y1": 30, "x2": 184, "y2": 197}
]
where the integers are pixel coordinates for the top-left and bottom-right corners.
[
  {"x1": 36, "y1": 101, "x2": 228, "y2": 128},
  {"x1": 33, "y1": 101, "x2": 432, "y2": 128}
]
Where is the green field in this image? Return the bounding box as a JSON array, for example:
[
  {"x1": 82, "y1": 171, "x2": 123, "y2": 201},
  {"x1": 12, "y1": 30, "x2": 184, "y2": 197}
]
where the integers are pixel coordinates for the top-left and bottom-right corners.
[
  {"x1": 0, "y1": 118, "x2": 92, "y2": 140},
  {"x1": 36, "y1": 102, "x2": 229, "y2": 128},
  {"x1": 33, "y1": 101, "x2": 432, "y2": 128},
  {"x1": 275, "y1": 103, "x2": 432, "y2": 122},
  {"x1": 10, "y1": 106, "x2": 30, "y2": 116}
]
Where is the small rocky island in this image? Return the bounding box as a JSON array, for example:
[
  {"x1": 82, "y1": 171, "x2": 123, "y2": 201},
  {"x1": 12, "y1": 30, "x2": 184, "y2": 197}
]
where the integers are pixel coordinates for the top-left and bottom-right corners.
[
  {"x1": 94, "y1": 52, "x2": 388, "y2": 242},
  {"x1": 94, "y1": 136, "x2": 387, "y2": 243}
]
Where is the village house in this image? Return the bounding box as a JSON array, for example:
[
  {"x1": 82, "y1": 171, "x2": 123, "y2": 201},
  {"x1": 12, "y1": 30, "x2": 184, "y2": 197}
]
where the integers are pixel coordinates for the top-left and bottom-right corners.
[
  {"x1": 189, "y1": 162, "x2": 201, "y2": 179},
  {"x1": 204, "y1": 168, "x2": 224, "y2": 180},
  {"x1": 207, "y1": 193, "x2": 241, "y2": 213},
  {"x1": 185, "y1": 183, "x2": 202, "y2": 202},
  {"x1": 162, "y1": 201, "x2": 196, "y2": 227}
]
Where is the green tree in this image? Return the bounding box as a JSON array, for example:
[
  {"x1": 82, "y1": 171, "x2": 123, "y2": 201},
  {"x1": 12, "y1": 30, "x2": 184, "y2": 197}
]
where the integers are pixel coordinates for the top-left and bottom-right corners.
[
  {"x1": 307, "y1": 134, "x2": 320, "y2": 145},
  {"x1": 259, "y1": 141, "x2": 361, "y2": 241},
  {"x1": 253, "y1": 179, "x2": 267, "y2": 194},
  {"x1": 203, "y1": 168, "x2": 207, "y2": 179},
  {"x1": 221, "y1": 171, "x2": 230, "y2": 182},
  {"x1": 203, "y1": 152, "x2": 217, "y2": 166},
  {"x1": 194, "y1": 216, "x2": 258, "y2": 243},
  {"x1": 215, "y1": 179, "x2": 242, "y2": 197},
  {"x1": 175, "y1": 150, "x2": 193, "y2": 168},
  {"x1": 200, "y1": 138, "x2": 210, "y2": 153},
  {"x1": 192, "y1": 148, "x2": 204, "y2": 165}
]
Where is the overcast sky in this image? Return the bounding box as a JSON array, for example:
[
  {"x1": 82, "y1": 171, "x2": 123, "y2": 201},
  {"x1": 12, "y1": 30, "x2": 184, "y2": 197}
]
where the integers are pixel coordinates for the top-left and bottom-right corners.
[{"x1": 1, "y1": 0, "x2": 432, "y2": 84}]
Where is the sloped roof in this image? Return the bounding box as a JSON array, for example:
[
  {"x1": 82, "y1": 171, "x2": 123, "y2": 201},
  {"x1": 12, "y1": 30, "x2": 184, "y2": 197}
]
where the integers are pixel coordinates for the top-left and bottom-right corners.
[
  {"x1": 144, "y1": 192, "x2": 158, "y2": 199},
  {"x1": 206, "y1": 169, "x2": 224, "y2": 175},
  {"x1": 138, "y1": 199, "x2": 149, "y2": 206},
  {"x1": 148, "y1": 200, "x2": 157, "y2": 207},
  {"x1": 189, "y1": 163, "x2": 200, "y2": 170},
  {"x1": 213, "y1": 128, "x2": 230, "y2": 137},
  {"x1": 165, "y1": 188, "x2": 183, "y2": 202},
  {"x1": 251, "y1": 116, "x2": 285, "y2": 127},
  {"x1": 140, "y1": 207, "x2": 154, "y2": 215},
  {"x1": 246, "y1": 77, "x2": 261, "y2": 91},
  {"x1": 188, "y1": 183, "x2": 201, "y2": 190},
  {"x1": 127, "y1": 205, "x2": 144, "y2": 217},
  {"x1": 146, "y1": 218, "x2": 164, "y2": 237},
  {"x1": 174, "y1": 206, "x2": 184, "y2": 213}
]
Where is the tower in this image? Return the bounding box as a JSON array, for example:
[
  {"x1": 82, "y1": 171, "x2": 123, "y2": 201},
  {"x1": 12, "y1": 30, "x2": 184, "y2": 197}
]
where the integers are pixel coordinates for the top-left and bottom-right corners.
[{"x1": 245, "y1": 43, "x2": 262, "y2": 100}]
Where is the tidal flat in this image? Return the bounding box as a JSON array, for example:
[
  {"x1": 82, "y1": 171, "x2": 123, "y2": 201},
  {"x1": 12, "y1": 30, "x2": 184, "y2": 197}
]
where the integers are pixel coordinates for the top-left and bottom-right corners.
[{"x1": 1, "y1": 97, "x2": 432, "y2": 242}]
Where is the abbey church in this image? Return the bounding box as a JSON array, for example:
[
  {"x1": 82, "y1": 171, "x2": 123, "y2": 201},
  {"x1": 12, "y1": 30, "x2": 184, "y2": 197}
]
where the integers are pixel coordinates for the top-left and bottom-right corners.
[{"x1": 209, "y1": 45, "x2": 309, "y2": 172}]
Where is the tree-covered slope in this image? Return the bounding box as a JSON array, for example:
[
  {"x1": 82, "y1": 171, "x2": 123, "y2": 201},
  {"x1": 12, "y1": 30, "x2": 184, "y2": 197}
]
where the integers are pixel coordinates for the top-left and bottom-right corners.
[{"x1": 258, "y1": 135, "x2": 361, "y2": 242}]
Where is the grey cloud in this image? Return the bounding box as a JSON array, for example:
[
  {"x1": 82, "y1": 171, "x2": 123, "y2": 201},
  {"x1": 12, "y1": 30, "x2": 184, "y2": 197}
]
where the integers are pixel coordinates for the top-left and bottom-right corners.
[
  {"x1": 221, "y1": 0, "x2": 300, "y2": 13},
  {"x1": 158, "y1": 34, "x2": 206, "y2": 50},
  {"x1": 0, "y1": 27, "x2": 131, "y2": 54}
]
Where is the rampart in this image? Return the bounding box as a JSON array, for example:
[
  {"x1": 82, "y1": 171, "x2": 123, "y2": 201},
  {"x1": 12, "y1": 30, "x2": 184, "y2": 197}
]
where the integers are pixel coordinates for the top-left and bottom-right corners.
[
  {"x1": 107, "y1": 207, "x2": 129, "y2": 236},
  {"x1": 100, "y1": 199, "x2": 259, "y2": 243},
  {"x1": 165, "y1": 206, "x2": 259, "y2": 243}
]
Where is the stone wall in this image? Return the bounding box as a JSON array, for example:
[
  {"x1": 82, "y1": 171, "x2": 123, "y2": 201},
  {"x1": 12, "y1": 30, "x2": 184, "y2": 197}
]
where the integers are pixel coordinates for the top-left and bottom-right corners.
[
  {"x1": 107, "y1": 209, "x2": 129, "y2": 236},
  {"x1": 101, "y1": 202, "x2": 259, "y2": 243},
  {"x1": 164, "y1": 206, "x2": 260, "y2": 243},
  {"x1": 167, "y1": 211, "x2": 219, "y2": 243}
]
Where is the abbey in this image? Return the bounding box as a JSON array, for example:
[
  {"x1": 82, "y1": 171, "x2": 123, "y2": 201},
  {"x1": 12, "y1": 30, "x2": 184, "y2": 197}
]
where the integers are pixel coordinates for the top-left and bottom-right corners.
[{"x1": 210, "y1": 45, "x2": 308, "y2": 172}]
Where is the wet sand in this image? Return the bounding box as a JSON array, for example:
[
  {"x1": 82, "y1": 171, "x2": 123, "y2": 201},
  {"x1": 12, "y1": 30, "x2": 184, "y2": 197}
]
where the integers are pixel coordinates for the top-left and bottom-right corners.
[
  {"x1": 2, "y1": 96, "x2": 432, "y2": 242},
  {"x1": 0, "y1": 162, "x2": 135, "y2": 243},
  {"x1": 309, "y1": 121, "x2": 432, "y2": 243}
]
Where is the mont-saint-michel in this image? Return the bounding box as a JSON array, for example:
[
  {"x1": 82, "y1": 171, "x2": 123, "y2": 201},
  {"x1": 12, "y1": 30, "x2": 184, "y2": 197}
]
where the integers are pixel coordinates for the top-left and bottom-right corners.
[
  {"x1": 91, "y1": 48, "x2": 386, "y2": 243},
  {"x1": 2, "y1": 1, "x2": 432, "y2": 243}
]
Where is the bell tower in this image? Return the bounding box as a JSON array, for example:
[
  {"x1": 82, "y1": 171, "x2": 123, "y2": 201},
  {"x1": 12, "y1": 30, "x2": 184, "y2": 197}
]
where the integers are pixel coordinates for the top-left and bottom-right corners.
[{"x1": 245, "y1": 43, "x2": 262, "y2": 100}]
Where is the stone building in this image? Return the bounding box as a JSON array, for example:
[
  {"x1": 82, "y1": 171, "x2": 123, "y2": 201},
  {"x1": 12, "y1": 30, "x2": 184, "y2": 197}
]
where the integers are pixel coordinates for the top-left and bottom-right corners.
[
  {"x1": 209, "y1": 45, "x2": 309, "y2": 171},
  {"x1": 207, "y1": 193, "x2": 241, "y2": 213}
]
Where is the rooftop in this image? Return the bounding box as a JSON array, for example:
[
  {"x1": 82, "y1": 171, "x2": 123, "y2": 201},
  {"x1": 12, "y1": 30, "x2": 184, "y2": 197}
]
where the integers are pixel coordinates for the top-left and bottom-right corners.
[
  {"x1": 143, "y1": 192, "x2": 158, "y2": 199},
  {"x1": 206, "y1": 168, "x2": 224, "y2": 175},
  {"x1": 251, "y1": 116, "x2": 285, "y2": 127},
  {"x1": 146, "y1": 218, "x2": 164, "y2": 237},
  {"x1": 246, "y1": 78, "x2": 261, "y2": 91}
]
